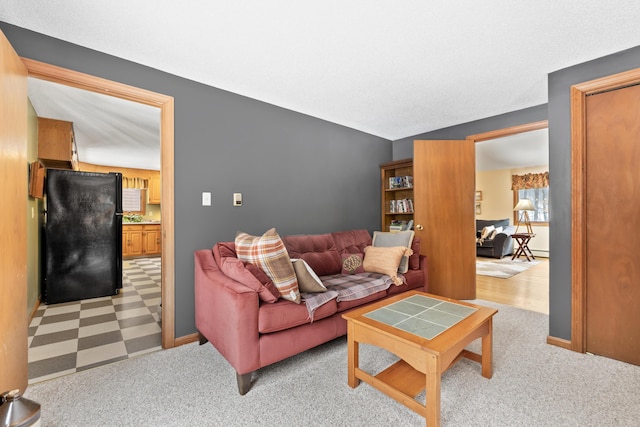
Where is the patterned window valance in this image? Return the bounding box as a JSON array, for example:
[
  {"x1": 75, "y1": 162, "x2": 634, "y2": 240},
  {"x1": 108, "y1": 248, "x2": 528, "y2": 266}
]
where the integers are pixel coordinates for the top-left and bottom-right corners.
[
  {"x1": 511, "y1": 172, "x2": 549, "y2": 190},
  {"x1": 122, "y1": 177, "x2": 148, "y2": 189}
]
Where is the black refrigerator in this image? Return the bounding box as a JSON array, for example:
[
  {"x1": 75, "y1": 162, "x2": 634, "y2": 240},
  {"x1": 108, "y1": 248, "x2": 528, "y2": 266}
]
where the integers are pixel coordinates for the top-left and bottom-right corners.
[{"x1": 44, "y1": 169, "x2": 123, "y2": 304}]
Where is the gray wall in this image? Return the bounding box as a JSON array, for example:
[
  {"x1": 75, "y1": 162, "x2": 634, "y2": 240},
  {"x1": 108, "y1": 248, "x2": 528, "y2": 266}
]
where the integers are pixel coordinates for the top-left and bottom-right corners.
[
  {"x1": 1, "y1": 22, "x2": 392, "y2": 338},
  {"x1": 546, "y1": 44, "x2": 640, "y2": 340},
  {"x1": 393, "y1": 43, "x2": 640, "y2": 342}
]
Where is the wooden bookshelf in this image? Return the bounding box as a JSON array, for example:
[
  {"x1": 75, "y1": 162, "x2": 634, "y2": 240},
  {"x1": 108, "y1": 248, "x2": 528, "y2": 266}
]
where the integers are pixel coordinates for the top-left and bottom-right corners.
[{"x1": 380, "y1": 159, "x2": 414, "y2": 232}]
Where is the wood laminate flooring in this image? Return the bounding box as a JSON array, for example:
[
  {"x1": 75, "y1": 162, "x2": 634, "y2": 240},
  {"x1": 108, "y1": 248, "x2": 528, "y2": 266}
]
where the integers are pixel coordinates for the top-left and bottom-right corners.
[{"x1": 475, "y1": 256, "x2": 549, "y2": 314}]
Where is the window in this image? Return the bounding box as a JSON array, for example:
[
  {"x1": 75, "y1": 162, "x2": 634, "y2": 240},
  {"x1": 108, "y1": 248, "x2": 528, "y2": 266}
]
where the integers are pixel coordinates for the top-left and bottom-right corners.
[
  {"x1": 122, "y1": 188, "x2": 146, "y2": 214},
  {"x1": 512, "y1": 171, "x2": 549, "y2": 225},
  {"x1": 516, "y1": 187, "x2": 549, "y2": 223}
]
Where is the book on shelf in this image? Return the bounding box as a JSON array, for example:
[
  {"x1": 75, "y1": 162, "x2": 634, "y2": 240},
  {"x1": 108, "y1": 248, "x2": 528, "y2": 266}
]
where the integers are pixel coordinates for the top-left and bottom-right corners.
[
  {"x1": 390, "y1": 198, "x2": 414, "y2": 213},
  {"x1": 388, "y1": 175, "x2": 413, "y2": 189},
  {"x1": 389, "y1": 219, "x2": 413, "y2": 232}
]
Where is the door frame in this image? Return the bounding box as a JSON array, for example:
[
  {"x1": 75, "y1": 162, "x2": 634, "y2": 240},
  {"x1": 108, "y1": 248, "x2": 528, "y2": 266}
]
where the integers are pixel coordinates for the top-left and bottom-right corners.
[
  {"x1": 466, "y1": 120, "x2": 548, "y2": 144},
  {"x1": 569, "y1": 67, "x2": 640, "y2": 353},
  {"x1": 23, "y1": 59, "x2": 176, "y2": 348}
]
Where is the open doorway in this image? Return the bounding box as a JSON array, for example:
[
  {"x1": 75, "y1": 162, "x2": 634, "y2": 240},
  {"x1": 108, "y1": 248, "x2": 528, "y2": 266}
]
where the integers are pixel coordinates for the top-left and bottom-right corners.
[
  {"x1": 468, "y1": 122, "x2": 550, "y2": 313},
  {"x1": 23, "y1": 59, "x2": 175, "y2": 382}
]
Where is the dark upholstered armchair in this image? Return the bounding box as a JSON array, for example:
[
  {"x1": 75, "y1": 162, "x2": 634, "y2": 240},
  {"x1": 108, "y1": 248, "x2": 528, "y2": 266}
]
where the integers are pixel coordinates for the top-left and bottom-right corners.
[{"x1": 476, "y1": 218, "x2": 515, "y2": 259}]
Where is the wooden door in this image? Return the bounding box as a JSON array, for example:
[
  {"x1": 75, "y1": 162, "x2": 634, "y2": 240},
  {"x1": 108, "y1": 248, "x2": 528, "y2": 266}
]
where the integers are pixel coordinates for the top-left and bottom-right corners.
[
  {"x1": 414, "y1": 140, "x2": 476, "y2": 299},
  {"x1": 0, "y1": 30, "x2": 28, "y2": 393},
  {"x1": 585, "y1": 84, "x2": 640, "y2": 365}
]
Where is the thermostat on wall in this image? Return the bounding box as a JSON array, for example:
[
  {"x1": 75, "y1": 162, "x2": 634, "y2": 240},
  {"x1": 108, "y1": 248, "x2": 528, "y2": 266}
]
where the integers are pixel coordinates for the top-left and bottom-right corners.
[{"x1": 233, "y1": 193, "x2": 242, "y2": 206}]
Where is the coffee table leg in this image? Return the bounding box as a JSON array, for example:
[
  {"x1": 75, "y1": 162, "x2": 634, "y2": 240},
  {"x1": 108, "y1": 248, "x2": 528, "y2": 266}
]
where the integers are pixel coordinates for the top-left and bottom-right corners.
[
  {"x1": 347, "y1": 322, "x2": 360, "y2": 388},
  {"x1": 426, "y1": 355, "x2": 441, "y2": 427},
  {"x1": 481, "y1": 317, "x2": 493, "y2": 379}
]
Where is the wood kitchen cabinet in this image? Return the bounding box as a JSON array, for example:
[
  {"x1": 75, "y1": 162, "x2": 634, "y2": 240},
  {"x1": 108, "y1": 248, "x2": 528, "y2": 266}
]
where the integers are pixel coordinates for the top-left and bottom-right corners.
[
  {"x1": 148, "y1": 173, "x2": 161, "y2": 204},
  {"x1": 122, "y1": 224, "x2": 161, "y2": 258},
  {"x1": 143, "y1": 224, "x2": 162, "y2": 255},
  {"x1": 122, "y1": 225, "x2": 143, "y2": 258},
  {"x1": 37, "y1": 117, "x2": 78, "y2": 170}
]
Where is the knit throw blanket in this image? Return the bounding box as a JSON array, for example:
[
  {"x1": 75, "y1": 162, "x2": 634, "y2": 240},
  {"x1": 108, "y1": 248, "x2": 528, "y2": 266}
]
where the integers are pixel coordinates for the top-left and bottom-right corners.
[{"x1": 301, "y1": 272, "x2": 397, "y2": 321}]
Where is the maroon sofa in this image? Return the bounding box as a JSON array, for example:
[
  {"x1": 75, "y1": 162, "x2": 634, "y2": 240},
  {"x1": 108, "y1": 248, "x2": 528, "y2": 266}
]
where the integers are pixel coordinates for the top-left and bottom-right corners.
[{"x1": 194, "y1": 229, "x2": 428, "y2": 394}]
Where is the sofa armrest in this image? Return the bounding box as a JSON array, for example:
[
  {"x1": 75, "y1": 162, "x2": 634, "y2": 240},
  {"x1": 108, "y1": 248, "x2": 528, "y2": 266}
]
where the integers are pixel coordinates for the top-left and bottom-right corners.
[
  {"x1": 194, "y1": 249, "x2": 261, "y2": 375},
  {"x1": 419, "y1": 254, "x2": 429, "y2": 292}
]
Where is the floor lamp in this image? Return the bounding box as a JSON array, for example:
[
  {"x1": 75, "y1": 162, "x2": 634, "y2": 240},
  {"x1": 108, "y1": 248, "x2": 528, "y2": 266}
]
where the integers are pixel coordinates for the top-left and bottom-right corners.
[{"x1": 514, "y1": 199, "x2": 535, "y2": 234}]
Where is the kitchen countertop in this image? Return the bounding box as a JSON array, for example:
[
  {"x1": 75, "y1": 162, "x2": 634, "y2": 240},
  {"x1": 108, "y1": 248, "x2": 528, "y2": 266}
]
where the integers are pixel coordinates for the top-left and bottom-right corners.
[{"x1": 122, "y1": 221, "x2": 161, "y2": 225}]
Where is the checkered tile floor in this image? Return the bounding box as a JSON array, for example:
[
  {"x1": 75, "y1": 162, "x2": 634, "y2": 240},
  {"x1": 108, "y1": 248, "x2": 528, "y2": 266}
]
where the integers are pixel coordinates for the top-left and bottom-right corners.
[{"x1": 28, "y1": 257, "x2": 162, "y2": 385}]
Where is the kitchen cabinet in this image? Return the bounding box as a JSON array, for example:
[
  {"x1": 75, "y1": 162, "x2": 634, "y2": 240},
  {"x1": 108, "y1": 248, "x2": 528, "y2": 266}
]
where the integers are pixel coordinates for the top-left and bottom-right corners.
[
  {"x1": 148, "y1": 174, "x2": 161, "y2": 204},
  {"x1": 143, "y1": 224, "x2": 162, "y2": 255},
  {"x1": 122, "y1": 225, "x2": 143, "y2": 258},
  {"x1": 37, "y1": 117, "x2": 78, "y2": 170},
  {"x1": 122, "y1": 223, "x2": 161, "y2": 258}
]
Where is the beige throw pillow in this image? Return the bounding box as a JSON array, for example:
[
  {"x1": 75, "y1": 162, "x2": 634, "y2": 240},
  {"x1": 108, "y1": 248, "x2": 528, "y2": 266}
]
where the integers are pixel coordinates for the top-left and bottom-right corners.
[
  {"x1": 292, "y1": 259, "x2": 327, "y2": 293},
  {"x1": 371, "y1": 230, "x2": 415, "y2": 273},
  {"x1": 363, "y1": 245, "x2": 413, "y2": 285}
]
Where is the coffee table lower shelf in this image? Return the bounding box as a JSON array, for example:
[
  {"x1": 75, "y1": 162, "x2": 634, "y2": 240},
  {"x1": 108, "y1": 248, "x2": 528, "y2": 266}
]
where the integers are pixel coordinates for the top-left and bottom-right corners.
[{"x1": 354, "y1": 349, "x2": 484, "y2": 419}]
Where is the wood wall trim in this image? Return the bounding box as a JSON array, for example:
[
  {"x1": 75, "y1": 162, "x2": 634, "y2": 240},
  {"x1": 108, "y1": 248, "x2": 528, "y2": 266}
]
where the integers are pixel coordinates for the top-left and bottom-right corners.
[
  {"x1": 569, "y1": 67, "x2": 640, "y2": 354},
  {"x1": 23, "y1": 58, "x2": 177, "y2": 349},
  {"x1": 174, "y1": 332, "x2": 199, "y2": 347},
  {"x1": 466, "y1": 120, "x2": 548, "y2": 143},
  {"x1": 22, "y1": 58, "x2": 170, "y2": 107},
  {"x1": 570, "y1": 86, "x2": 587, "y2": 353},
  {"x1": 546, "y1": 336, "x2": 572, "y2": 351}
]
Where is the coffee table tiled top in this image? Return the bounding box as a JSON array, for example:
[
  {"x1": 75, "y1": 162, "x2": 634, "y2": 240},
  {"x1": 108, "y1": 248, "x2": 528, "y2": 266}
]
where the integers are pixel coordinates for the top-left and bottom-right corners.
[{"x1": 364, "y1": 294, "x2": 477, "y2": 340}]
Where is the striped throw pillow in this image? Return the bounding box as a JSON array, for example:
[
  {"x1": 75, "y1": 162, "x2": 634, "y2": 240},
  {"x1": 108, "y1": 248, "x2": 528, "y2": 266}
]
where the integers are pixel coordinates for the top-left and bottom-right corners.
[{"x1": 235, "y1": 228, "x2": 300, "y2": 303}]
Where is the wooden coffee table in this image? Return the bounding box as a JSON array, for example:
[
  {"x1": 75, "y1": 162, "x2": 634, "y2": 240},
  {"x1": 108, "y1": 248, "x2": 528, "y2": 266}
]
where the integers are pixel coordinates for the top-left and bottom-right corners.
[{"x1": 342, "y1": 291, "x2": 497, "y2": 427}]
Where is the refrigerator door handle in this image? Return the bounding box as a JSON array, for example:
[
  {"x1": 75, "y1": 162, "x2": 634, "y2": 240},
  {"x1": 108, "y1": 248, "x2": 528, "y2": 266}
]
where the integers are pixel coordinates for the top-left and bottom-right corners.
[{"x1": 115, "y1": 212, "x2": 124, "y2": 216}]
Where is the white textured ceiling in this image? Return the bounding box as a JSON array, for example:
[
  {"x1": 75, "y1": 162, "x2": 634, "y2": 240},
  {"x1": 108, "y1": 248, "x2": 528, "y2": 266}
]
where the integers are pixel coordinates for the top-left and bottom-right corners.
[
  {"x1": 2, "y1": 1, "x2": 640, "y2": 169},
  {"x1": 28, "y1": 78, "x2": 161, "y2": 170},
  {"x1": 476, "y1": 128, "x2": 548, "y2": 172}
]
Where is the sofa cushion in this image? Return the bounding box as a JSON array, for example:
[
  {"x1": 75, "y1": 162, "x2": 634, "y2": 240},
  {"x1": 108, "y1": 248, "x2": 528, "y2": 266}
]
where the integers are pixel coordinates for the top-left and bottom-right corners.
[
  {"x1": 476, "y1": 218, "x2": 510, "y2": 232},
  {"x1": 480, "y1": 225, "x2": 495, "y2": 239},
  {"x1": 216, "y1": 256, "x2": 279, "y2": 303},
  {"x1": 409, "y1": 237, "x2": 420, "y2": 270},
  {"x1": 292, "y1": 259, "x2": 327, "y2": 293},
  {"x1": 236, "y1": 228, "x2": 300, "y2": 303},
  {"x1": 363, "y1": 245, "x2": 413, "y2": 285},
  {"x1": 336, "y1": 289, "x2": 387, "y2": 312},
  {"x1": 372, "y1": 230, "x2": 415, "y2": 273},
  {"x1": 283, "y1": 233, "x2": 342, "y2": 276},
  {"x1": 331, "y1": 229, "x2": 372, "y2": 255},
  {"x1": 213, "y1": 242, "x2": 280, "y2": 300},
  {"x1": 216, "y1": 241, "x2": 237, "y2": 258},
  {"x1": 258, "y1": 298, "x2": 337, "y2": 333},
  {"x1": 341, "y1": 253, "x2": 365, "y2": 274},
  {"x1": 244, "y1": 263, "x2": 281, "y2": 300}
]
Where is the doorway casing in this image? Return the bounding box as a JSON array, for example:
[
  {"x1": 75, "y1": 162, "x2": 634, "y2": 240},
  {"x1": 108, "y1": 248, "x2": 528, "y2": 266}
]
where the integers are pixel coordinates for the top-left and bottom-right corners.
[
  {"x1": 569, "y1": 67, "x2": 640, "y2": 354},
  {"x1": 23, "y1": 58, "x2": 176, "y2": 348}
]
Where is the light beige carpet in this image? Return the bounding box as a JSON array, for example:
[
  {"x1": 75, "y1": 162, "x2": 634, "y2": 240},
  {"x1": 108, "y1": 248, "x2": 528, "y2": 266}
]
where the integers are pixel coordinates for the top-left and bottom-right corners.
[{"x1": 476, "y1": 258, "x2": 541, "y2": 278}]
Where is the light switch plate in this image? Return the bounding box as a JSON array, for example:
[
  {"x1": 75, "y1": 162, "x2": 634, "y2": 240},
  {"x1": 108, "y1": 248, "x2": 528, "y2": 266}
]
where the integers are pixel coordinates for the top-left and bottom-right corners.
[
  {"x1": 233, "y1": 193, "x2": 242, "y2": 206},
  {"x1": 202, "y1": 192, "x2": 211, "y2": 206}
]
